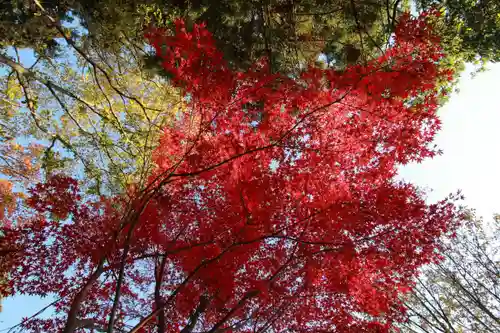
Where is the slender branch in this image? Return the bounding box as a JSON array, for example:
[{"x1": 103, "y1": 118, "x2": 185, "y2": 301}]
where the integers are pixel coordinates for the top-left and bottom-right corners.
[
  {"x1": 207, "y1": 291, "x2": 259, "y2": 333},
  {"x1": 153, "y1": 254, "x2": 168, "y2": 333},
  {"x1": 180, "y1": 295, "x2": 210, "y2": 333},
  {"x1": 3, "y1": 296, "x2": 63, "y2": 333}
]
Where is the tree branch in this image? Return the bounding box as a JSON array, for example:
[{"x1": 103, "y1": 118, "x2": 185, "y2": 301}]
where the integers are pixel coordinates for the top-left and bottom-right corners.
[{"x1": 63, "y1": 260, "x2": 105, "y2": 333}]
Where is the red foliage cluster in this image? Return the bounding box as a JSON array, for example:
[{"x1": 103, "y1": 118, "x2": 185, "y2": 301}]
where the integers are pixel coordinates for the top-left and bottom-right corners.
[{"x1": 0, "y1": 11, "x2": 461, "y2": 333}]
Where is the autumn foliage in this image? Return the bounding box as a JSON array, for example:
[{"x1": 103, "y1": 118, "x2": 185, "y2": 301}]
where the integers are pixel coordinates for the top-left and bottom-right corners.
[{"x1": 0, "y1": 11, "x2": 462, "y2": 333}]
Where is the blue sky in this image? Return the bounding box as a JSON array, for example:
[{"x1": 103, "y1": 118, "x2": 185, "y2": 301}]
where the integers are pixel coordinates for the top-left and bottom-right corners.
[{"x1": 1, "y1": 63, "x2": 499, "y2": 330}]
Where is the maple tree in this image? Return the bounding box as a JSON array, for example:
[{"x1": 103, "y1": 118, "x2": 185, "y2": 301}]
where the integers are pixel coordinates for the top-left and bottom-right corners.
[{"x1": 0, "y1": 10, "x2": 464, "y2": 333}]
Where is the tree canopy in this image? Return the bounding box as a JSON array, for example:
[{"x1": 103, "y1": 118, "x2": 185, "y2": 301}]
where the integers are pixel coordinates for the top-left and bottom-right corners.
[
  {"x1": 0, "y1": 2, "x2": 185, "y2": 197},
  {"x1": 0, "y1": 10, "x2": 466, "y2": 332},
  {"x1": 2, "y1": 0, "x2": 499, "y2": 72},
  {"x1": 417, "y1": 0, "x2": 500, "y2": 64},
  {"x1": 1, "y1": 0, "x2": 497, "y2": 331}
]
